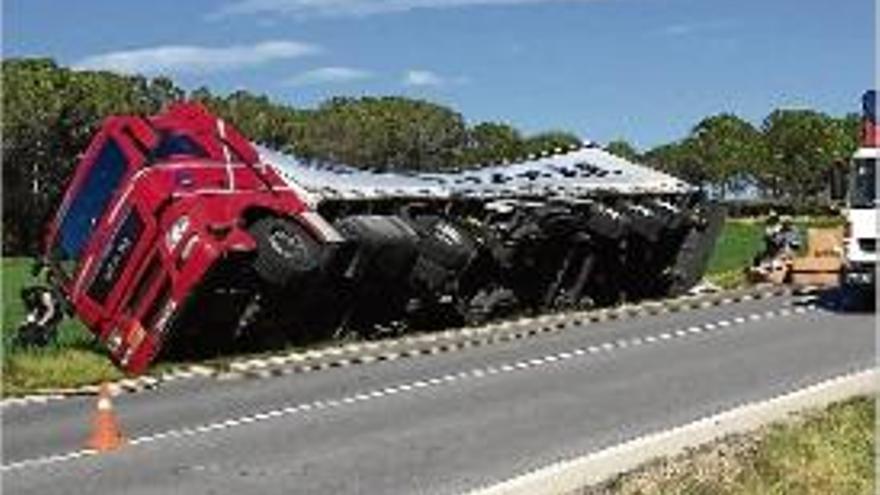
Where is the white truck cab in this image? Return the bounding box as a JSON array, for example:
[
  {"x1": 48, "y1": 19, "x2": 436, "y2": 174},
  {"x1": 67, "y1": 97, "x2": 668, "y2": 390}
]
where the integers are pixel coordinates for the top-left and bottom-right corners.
[{"x1": 840, "y1": 146, "x2": 878, "y2": 291}]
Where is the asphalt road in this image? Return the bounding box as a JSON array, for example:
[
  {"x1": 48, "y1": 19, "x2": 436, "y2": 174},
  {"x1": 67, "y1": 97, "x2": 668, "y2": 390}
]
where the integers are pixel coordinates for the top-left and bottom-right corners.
[{"x1": 2, "y1": 292, "x2": 874, "y2": 495}]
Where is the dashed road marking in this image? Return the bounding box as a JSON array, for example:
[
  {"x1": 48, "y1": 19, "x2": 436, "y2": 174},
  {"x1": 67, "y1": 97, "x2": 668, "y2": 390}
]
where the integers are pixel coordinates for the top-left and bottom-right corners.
[
  {"x1": 2, "y1": 288, "x2": 815, "y2": 409},
  {"x1": 3, "y1": 304, "x2": 819, "y2": 473}
]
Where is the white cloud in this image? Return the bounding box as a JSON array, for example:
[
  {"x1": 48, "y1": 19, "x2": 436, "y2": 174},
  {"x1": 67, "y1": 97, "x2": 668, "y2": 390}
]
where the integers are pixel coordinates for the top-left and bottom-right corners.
[
  {"x1": 285, "y1": 66, "x2": 373, "y2": 86},
  {"x1": 657, "y1": 20, "x2": 737, "y2": 37},
  {"x1": 404, "y1": 70, "x2": 445, "y2": 86},
  {"x1": 403, "y1": 69, "x2": 468, "y2": 87},
  {"x1": 74, "y1": 40, "x2": 320, "y2": 75},
  {"x1": 211, "y1": 0, "x2": 593, "y2": 19}
]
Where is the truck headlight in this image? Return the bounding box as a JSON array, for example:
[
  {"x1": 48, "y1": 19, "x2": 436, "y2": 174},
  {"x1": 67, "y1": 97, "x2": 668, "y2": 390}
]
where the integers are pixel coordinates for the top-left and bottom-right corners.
[{"x1": 166, "y1": 216, "x2": 190, "y2": 251}]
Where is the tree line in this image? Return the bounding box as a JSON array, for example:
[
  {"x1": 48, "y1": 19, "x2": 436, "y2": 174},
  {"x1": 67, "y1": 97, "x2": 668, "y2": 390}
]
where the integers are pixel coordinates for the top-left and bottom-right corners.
[
  {"x1": 1, "y1": 57, "x2": 863, "y2": 255},
  {"x1": 622, "y1": 111, "x2": 861, "y2": 202}
]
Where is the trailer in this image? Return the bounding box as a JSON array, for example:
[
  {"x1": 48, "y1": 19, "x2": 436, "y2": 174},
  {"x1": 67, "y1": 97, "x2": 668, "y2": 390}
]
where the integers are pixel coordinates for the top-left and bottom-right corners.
[{"x1": 27, "y1": 103, "x2": 724, "y2": 374}]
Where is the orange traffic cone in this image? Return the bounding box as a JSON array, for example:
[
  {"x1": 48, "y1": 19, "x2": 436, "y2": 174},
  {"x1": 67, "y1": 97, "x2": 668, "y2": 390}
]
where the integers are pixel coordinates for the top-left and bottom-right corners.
[{"x1": 86, "y1": 383, "x2": 126, "y2": 452}]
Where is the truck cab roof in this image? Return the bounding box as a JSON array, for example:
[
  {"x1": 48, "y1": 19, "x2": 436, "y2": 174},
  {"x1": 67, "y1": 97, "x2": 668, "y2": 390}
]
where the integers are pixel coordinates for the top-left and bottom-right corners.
[{"x1": 853, "y1": 147, "x2": 879, "y2": 160}]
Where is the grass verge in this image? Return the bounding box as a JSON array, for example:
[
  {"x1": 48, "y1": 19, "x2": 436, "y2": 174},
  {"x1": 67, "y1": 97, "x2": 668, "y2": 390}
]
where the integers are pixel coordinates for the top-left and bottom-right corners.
[
  {"x1": 582, "y1": 396, "x2": 875, "y2": 495},
  {"x1": 2, "y1": 258, "x2": 122, "y2": 396},
  {"x1": 705, "y1": 216, "x2": 844, "y2": 289}
]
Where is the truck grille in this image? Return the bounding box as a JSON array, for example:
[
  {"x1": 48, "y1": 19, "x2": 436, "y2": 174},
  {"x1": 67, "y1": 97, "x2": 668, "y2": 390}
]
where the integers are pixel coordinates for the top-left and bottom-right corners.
[
  {"x1": 858, "y1": 238, "x2": 877, "y2": 253},
  {"x1": 143, "y1": 278, "x2": 171, "y2": 332},
  {"x1": 126, "y1": 254, "x2": 161, "y2": 314}
]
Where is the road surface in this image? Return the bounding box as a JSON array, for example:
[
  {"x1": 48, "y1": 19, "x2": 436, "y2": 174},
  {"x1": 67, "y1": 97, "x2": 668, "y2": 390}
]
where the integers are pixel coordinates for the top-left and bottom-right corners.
[{"x1": 2, "y1": 291, "x2": 874, "y2": 494}]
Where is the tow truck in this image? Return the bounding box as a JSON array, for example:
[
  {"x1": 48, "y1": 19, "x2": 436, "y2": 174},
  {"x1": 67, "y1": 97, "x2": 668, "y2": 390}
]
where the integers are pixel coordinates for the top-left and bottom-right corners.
[{"x1": 833, "y1": 90, "x2": 878, "y2": 303}]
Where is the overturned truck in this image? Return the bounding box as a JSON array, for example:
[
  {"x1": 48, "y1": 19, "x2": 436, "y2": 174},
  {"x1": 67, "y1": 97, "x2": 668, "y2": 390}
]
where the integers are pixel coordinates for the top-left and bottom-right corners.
[{"x1": 34, "y1": 103, "x2": 723, "y2": 374}]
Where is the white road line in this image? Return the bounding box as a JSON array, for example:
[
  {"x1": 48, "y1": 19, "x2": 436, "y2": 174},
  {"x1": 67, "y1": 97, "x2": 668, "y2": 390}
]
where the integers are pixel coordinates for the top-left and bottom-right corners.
[{"x1": 3, "y1": 305, "x2": 812, "y2": 472}]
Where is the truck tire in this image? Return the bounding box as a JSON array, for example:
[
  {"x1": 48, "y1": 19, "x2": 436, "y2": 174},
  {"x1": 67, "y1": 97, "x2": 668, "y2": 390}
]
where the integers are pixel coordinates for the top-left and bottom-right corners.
[
  {"x1": 249, "y1": 217, "x2": 321, "y2": 289},
  {"x1": 334, "y1": 215, "x2": 420, "y2": 283}
]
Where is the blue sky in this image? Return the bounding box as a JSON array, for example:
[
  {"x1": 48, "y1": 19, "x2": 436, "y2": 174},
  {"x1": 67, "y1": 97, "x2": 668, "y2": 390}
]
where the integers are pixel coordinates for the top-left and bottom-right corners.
[{"x1": 3, "y1": 0, "x2": 876, "y2": 148}]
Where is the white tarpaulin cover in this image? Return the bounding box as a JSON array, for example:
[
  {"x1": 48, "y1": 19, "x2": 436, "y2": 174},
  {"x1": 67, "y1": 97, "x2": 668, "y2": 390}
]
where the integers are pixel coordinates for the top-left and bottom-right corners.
[{"x1": 258, "y1": 143, "x2": 693, "y2": 204}]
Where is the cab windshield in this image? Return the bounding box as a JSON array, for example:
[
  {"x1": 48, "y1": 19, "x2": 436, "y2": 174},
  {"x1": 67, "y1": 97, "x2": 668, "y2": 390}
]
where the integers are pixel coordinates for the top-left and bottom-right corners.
[
  {"x1": 850, "y1": 158, "x2": 877, "y2": 209},
  {"x1": 52, "y1": 138, "x2": 128, "y2": 276}
]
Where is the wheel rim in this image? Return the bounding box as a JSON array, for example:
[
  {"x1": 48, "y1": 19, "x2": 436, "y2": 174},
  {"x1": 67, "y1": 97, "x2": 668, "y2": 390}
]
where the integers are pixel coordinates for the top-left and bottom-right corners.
[{"x1": 268, "y1": 228, "x2": 309, "y2": 263}]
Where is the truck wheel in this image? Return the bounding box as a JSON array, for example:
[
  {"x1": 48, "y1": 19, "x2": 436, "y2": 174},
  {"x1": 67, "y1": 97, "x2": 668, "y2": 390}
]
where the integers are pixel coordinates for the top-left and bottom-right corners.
[
  {"x1": 839, "y1": 283, "x2": 875, "y2": 312},
  {"x1": 249, "y1": 217, "x2": 320, "y2": 289}
]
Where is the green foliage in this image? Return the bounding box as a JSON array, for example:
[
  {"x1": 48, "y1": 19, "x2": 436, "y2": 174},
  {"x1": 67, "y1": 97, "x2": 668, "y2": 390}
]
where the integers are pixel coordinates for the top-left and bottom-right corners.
[
  {"x1": 761, "y1": 109, "x2": 857, "y2": 202},
  {"x1": 522, "y1": 131, "x2": 582, "y2": 155},
  {"x1": 464, "y1": 122, "x2": 525, "y2": 165},
  {"x1": 296, "y1": 96, "x2": 468, "y2": 171},
  {"x1": 604, "y1": 139, "x2": 640, "y2": 161},
  {"x1": 198, "y1": 89, "x2": 306, "y2": 151},
  {"x1": 688, "y1": 114, "x2": 765, "y2": 196},
  {"x1": 643, "y1": 139, "x2": 706, "y2": 185},
  {"x1": 642, "y1": 110, "x2": 860, "y2": 201}
]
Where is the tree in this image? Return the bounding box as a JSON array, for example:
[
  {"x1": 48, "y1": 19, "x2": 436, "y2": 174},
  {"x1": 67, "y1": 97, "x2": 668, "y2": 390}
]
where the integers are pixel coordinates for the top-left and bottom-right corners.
[
  {"x1": 643, "y1": 140, "x2": 708, "y2": 187},
  {"x1": 462, "y1": 122, "x2": 524, "y2": 166},
  {"x1": 687, "y1": 114, "x2": 764, "y2": 198},
  {"x1": 761, "y1": 109, "x2": 854, "y2": 202},
  {"x1": 523, "y1": 131, "x2": 581, "y2": 156},
  {"x1": 297, "y1": 96, "x2": 468, "y2": 171},
  {"x1": 205, "y1": 90, "x2": 307, "y2": 150},
  {"x1": 604, "y1": 139, "x2": 639, "y2": 161}
]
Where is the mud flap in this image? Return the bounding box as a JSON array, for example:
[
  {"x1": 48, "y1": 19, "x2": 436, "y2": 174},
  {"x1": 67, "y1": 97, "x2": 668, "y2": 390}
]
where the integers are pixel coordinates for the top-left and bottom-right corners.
[{"x1": 667, "y1": 202, "x2": 727, "y2": 296}]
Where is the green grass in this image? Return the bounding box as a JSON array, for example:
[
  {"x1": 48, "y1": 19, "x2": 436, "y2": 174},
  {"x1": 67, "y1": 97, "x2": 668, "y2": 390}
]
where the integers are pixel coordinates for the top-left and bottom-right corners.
[
  {"x1": 3, "y1": 349, "x2": 123, "y2": 396},
  {"x1": 739, "y1": 397, "x2": 875, "y2": 495},
  {"x1": 2, "y1": 258, "x2": 122, "y2": 395},
  {"x1": 705, "y1": 216, "x2": 845, "y2": 289},
  {"x1": 706, "y1": 221, "x2": 763, "y2": 275},
  {"x1": 592, "y1": 396, "x2": 875, "y2": 495}
]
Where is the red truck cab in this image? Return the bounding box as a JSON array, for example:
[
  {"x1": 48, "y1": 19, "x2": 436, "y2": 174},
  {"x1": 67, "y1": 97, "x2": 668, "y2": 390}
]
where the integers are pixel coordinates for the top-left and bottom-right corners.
[{"x1": 42, "y1": 103, "x2": 324, "y2": 374}]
